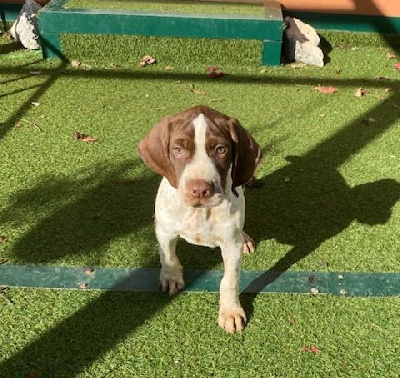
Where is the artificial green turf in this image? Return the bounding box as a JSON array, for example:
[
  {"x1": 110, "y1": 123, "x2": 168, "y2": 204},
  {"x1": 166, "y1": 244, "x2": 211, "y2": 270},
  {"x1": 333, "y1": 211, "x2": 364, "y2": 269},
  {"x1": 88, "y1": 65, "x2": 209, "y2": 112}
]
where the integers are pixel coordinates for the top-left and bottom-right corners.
[
  {"x1": 65, "y1": 0, "x2": 264, "y2": 15},
  {"x1": 1, "y1": 288, "x2": 399, "y2": 377},
  {"x1": 1, "y1": 33, "x2": 399, "y2": 272},
  {"x1": 1, "y1": 24, "x2": 400, "y2": 376}
]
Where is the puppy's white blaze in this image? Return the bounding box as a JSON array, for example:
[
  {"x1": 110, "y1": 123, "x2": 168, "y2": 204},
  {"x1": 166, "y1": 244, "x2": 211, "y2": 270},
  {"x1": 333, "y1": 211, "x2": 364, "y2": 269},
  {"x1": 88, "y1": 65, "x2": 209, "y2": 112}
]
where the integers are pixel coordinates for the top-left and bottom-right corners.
[
  {"x1": 193, "y1": 113, "x2": 207, "y2": 156},
  {"x1": 181, "y1": 114, "x2": 219, "y2": 184}
]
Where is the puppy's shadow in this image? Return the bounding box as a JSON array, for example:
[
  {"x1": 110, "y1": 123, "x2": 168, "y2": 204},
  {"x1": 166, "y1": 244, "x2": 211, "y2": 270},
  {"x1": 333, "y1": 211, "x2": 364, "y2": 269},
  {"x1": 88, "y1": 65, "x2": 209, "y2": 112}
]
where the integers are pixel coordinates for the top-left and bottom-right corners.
[{"x1": 242, "y1": 154, "x2": 399, "y2": 319}]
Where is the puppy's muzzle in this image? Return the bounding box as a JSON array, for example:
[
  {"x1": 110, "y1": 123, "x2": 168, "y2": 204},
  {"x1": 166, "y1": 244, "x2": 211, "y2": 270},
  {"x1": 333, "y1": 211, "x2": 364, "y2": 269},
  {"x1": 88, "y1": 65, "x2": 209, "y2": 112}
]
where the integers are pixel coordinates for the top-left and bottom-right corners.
[{"x1": 185, "y1": 179, "x2": 216, "y2": 207}]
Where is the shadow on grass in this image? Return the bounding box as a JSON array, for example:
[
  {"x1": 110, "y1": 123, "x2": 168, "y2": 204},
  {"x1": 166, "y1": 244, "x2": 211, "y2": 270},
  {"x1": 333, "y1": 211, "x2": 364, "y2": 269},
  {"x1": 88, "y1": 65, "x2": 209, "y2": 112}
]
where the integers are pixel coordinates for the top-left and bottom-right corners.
[
  {"x1": 242, "y1": 90, "x2": 400, "y2": 317},
  {"x1": 0, "y1": 45, "x2": 399, "y2": 374}
]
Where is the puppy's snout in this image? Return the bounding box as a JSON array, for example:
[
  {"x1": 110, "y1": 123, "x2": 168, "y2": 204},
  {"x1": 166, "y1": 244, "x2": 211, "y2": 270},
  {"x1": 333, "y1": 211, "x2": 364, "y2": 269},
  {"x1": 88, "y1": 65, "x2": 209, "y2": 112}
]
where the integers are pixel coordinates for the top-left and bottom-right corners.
[{"x1": 187, "y1": 179, "x2": 215, "y2": 199}]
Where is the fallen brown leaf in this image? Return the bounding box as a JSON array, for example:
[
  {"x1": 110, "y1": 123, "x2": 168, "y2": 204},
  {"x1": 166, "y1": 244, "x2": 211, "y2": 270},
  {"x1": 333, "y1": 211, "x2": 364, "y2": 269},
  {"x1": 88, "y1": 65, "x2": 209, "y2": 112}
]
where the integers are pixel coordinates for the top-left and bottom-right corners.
[
  {"x1": 187, "y1": 84, "x2": 206, "y2": 96},
  {"x1": 81, "y1": 136, "x2": 97, "y2": 143},
  {"x1": 206, "y1": 66, "x2": 225, "y2": 78},
  {"x1": 301, "y1": 345, "x2": 320, "y2": 353},
  {"x1": 290, "y1": 63, "x2": 306, "y2": 69},
  {"x1": 387, "y1": 52, "x2": 396, "y2": 59},
  {"x1": 73, "y1": 132, "x2": 97, "y2": 143},
  {"x1": 140, "y1": 55, "x2": 156, "y2": 67},
  {"x1": 80, "y1": 282, "x2": 88, "y2": 289},
  {"x1": 0, "y1": 235, "x2": 6, "y2": 243},
  {"x1": 80, "y1": 63, "x2": 92, "y2": 71},
  {"x1": 314, "y1": 86, "x2": 339, "y2": 94},
  {"x1": 310, "y1": 345, "x2": 321, "y2": 354},
  {"x1": 355, "y1": 88, "x2": 369, "y2": 97},
  {"x1": 71, "y1": 60, "x2": 81, "y2": 68},
  {"x1": 164, "y1": 65, "x2": 174, "y2": 71}
]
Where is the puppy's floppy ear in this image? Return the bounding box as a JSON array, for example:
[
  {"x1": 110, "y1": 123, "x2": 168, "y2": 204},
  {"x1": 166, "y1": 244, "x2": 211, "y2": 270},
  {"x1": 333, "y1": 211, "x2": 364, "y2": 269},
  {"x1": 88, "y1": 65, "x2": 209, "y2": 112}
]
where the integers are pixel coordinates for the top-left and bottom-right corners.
[
  {"x1": 138, "y1": 115, "x2": 178, "y2": 188},
  {"x1": 229, "y1": 118, "x2": 262, "y2": 194}
]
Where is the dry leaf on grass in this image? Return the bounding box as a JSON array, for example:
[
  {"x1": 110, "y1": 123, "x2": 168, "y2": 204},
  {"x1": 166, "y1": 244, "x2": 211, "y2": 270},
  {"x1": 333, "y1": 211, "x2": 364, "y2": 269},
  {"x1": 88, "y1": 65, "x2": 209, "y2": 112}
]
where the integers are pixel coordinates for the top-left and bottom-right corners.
[
  {"x1": 355, "y1": 88, "x2": 369, "y2": 97},
  {"x1": 290, "y1": 63, "x2": 306, "y2": 69},
  {"x1": 301, "y1": 345, "x2": 320, "y2": 354},
  {"x1": 187, "y1": 84, "x2": 206, "y2": 96},
  {"x1": 73, "y1": 132, "x2": 98, "y2": 143},
  {"x1": 387, "y1": 52, "x2": 396, "y2": 59},
  {"x1": 164, "y1": 65, "x2": 174, "y2": 71},
  {"x1": 206, "y1": 66, "x2": 225, "y2": 78},
  {"x1": 140, "y1": 55, "x2": 156, "y2": 67},
  {"x1": 71, "y1": 60, "x2": 81, "y2": 68},
  {"x1": 70, "y1": 60, "x2": 91, "y2": 70},
  {"x1": 314, "y1": 86, "x2": 339, "y2": 94},
  {"x1": 31, "y1": 101, "x2": 40, "y2": 107},
  {"x1": 0, "y1": 235, "x2": 6, "y2": 243}
]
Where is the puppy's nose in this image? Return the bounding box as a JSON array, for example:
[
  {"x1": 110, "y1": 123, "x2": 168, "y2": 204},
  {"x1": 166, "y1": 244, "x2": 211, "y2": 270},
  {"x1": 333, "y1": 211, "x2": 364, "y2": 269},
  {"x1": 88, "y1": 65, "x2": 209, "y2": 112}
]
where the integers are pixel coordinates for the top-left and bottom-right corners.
[{"x1": 187, "y1": 179, "x2": 215, "y2": 199}]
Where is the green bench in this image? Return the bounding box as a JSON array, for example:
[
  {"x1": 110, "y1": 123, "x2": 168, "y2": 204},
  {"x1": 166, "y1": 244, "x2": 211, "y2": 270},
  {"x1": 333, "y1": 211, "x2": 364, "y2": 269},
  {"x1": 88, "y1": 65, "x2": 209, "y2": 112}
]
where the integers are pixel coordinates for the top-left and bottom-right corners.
[{"x1": 38, "y1": 0, "x2": 283, "y2": 65}]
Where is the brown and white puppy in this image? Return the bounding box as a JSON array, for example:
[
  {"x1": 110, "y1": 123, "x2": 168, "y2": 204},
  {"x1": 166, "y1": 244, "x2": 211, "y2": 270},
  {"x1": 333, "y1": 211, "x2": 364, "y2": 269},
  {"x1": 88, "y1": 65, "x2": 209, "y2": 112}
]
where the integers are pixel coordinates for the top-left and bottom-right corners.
[{"x1": 138, "y1": 105, "x2": 261, "y2": 333}]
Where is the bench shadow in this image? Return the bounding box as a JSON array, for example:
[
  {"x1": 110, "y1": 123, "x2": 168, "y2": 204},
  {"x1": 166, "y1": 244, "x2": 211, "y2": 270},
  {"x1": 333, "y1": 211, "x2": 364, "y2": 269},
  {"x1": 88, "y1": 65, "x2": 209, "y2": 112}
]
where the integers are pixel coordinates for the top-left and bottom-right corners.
[{"x1": 0, "y1": 161, "x2": 175, "y2": 376}]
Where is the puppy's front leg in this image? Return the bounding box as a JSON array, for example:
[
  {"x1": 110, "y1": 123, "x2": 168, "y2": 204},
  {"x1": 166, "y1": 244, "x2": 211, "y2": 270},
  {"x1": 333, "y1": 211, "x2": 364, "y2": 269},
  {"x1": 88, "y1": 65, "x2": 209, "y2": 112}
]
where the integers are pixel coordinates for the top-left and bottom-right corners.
[
  {"x1": 218, "y1": 239, "x2": 246, "y2": 333},
  {"x1": 156, "y1": 228, "x2": 184, "y2": 296}
]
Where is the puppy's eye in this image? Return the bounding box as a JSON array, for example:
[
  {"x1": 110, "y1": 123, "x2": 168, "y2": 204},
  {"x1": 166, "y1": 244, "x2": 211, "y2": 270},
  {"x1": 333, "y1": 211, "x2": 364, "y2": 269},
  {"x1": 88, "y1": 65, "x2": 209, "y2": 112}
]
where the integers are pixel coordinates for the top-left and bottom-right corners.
[
  {"x1": 215, "y1": 145, "x2": 227, "y2": 155},
  {"x1": 173, "y1": 146, "x2": 184, "y2": 157}
]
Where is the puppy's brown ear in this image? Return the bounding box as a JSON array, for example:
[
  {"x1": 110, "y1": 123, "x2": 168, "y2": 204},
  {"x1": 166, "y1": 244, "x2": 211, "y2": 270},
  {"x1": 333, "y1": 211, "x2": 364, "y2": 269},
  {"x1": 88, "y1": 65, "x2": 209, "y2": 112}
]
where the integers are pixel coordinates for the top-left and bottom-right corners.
[
  {"x1": 229, "y1": 118, "x2": 262, "y2": 194},
  {"x1": 138, "y1": 115, "x2": 178, "y2": 188}
]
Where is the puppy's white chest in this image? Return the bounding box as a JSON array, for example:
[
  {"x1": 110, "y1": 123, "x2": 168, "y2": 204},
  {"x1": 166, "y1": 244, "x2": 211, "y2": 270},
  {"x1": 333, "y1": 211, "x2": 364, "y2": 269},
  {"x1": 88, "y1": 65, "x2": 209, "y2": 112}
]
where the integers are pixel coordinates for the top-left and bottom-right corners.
[
  {"x1": 155, "y1": 177, "x2": 245, "y2": 249},
  {"x1": 178, "y1": 208, "x2": 223, "y2": 248}
]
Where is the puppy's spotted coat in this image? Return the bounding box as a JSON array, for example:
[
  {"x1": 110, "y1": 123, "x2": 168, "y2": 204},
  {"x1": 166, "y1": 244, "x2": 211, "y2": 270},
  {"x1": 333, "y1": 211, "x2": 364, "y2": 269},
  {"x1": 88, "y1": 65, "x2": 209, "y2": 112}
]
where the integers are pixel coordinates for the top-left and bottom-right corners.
[{"x1": 138, "y1": 105, "x2": 261, "y2": 332}]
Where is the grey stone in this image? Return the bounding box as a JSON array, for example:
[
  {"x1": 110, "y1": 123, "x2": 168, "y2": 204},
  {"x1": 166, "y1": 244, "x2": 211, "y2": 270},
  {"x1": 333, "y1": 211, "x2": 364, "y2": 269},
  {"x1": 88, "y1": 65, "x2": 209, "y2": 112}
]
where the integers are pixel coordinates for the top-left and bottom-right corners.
[
  {"x1": 10, "y1": 0, "x2": 42, "y2": 50},
  {"x1": 283, "y1": 16, "x2": 324, "y2": 67}
]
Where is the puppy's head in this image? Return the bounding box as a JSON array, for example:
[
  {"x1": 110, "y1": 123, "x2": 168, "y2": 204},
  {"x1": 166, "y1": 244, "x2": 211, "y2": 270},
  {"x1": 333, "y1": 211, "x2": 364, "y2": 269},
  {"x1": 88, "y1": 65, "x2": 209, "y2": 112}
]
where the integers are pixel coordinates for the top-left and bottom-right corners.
[{"x1": 138, "y1": 105, "x2": 261, "y2": 207}]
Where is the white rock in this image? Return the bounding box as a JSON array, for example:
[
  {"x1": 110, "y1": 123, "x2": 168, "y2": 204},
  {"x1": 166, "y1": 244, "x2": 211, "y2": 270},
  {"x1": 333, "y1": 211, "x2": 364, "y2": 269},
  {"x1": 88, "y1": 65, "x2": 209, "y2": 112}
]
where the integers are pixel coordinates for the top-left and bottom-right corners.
[
  {"x1": 10, "y1": 0, "x2": 42, "y2": 50},
  {"x1": 283, "y1": 16, "x2": 324, "y2": 67}
]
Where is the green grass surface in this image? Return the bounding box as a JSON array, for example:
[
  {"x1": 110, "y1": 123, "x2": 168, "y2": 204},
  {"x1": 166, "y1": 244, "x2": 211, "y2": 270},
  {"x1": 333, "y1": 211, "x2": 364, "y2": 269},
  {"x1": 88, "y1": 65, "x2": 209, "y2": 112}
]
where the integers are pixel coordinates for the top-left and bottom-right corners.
[
  {"x1": 65, "y1": 0, "x2": 264, "y2": 15},
  {"x1": 1, "y1": 289, "x2": 399, "y2": 377},
  {"x1": 1, "y1": 23, "x2": 400, "y2": 376}
]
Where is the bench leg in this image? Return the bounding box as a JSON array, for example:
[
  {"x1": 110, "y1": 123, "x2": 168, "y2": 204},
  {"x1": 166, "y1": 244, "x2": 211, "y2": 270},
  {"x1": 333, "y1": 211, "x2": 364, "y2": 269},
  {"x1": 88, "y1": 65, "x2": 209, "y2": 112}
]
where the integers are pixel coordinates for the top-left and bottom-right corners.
[
  {"x1": 40, "y1": 32, "x2": 65, "y2": 60},
  {"x1": 262, "y1": 40, "x2": 281, "y2": 66}
]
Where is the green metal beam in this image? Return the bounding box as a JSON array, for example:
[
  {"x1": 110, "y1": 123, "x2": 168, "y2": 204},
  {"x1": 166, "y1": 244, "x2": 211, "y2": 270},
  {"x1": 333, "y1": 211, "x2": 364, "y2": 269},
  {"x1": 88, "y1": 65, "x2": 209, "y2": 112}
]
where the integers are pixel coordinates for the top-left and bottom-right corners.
[
  {"x1": 40, "y1": 10, "x2": 283, "y2": 40},
  {"x1": 0, "y1": 264, "x2": 398, "y2": 297},
  {"x1": 0, "y1": 3, "x2": 22, "y2": 22}
]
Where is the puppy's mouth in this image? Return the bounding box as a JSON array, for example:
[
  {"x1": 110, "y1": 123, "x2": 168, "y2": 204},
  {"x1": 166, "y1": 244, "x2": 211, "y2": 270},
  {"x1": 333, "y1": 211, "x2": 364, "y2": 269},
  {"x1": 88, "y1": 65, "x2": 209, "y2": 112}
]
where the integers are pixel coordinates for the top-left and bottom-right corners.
[
  {"x1": 180, "y1": 178, "x2": 224, "y2": 208},
  {"x1": 183, "y1": 193, "x2": 224, "y2": 208}
]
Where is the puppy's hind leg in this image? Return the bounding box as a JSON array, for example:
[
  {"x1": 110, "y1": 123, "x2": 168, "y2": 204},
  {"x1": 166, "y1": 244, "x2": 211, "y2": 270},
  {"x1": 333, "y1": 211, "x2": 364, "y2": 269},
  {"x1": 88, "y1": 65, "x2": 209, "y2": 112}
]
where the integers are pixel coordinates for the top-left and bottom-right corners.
[{"x1": 242, "y1": 231, "x2": 256, "y2": 254}]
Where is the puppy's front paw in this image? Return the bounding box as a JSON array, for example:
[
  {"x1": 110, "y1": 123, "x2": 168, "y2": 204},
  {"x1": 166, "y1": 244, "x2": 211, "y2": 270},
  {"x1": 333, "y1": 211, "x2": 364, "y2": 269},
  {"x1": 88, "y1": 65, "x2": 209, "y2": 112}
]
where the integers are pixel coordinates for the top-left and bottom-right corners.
[
  {"x1": 160, "y1": 269, "x2": 185, "y2": 296},
  {"x1": 218, "y1": 307, "x2": 247, "y2": 333}
]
